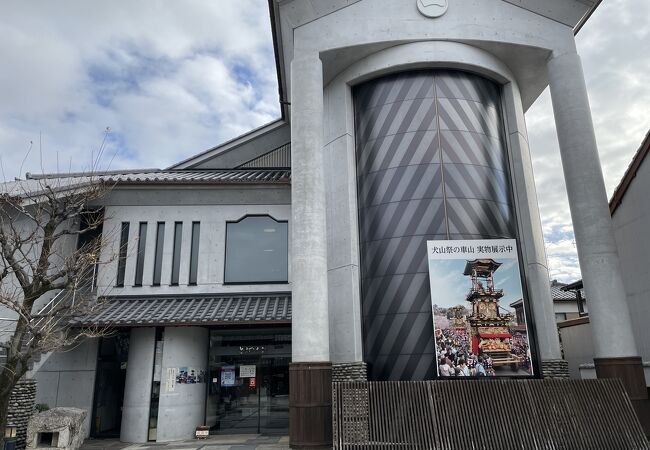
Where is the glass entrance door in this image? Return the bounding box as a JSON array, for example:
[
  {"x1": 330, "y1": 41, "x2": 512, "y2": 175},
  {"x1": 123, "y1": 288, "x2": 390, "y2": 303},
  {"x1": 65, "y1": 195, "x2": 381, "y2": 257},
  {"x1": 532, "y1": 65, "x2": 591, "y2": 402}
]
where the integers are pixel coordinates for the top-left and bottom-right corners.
[{"x1": 206, "y1": 327, "x2": 290, "y2": 435}]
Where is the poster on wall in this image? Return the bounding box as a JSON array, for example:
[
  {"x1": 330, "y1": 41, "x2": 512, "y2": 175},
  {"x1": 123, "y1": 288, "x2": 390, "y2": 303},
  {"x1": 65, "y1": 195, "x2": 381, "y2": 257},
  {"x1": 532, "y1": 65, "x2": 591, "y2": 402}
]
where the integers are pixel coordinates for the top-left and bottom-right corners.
[
  {"x1": 221, "y1": 365, "x2": 236, "y2": 387},
  {"x1": 165, "y1": 367, "x2": 177, "y2": 392},
  {"x1": 427, "y1": 239, "x2": 534, "y2": 377},
  {"x1": 240, "y1": 365, "x2": 256, "y2": 378},
  {"x1": 175, "y1": 367, "x2": 206, "y2": 384}
]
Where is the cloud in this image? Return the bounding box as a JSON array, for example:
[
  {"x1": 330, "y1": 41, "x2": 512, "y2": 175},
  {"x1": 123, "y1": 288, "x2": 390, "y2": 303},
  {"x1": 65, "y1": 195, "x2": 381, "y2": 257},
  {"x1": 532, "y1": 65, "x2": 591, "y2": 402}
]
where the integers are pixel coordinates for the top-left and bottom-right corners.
[
  {"x1": 0, "y1": 0, "x2": 279, "y2": 178},
  {"x1": 526, "y1": 0, "x2": 650, "y2": 282},
  {"x1": 0, "y1": 0, "x2": 648, "y2": 287}
]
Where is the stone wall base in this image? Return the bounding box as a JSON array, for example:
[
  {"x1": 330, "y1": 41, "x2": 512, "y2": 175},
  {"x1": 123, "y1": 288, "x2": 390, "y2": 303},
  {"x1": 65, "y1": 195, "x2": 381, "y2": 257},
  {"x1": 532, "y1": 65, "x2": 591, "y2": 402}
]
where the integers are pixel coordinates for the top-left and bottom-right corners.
[
  {"x1": 8, "y1": 378, "x2": 37, "y2": 450},
  {"x1": 332, "y1": 362, "x2": 368, "y2": 382},
  {"x1": 540, "y1": 359, "x2": 570, "y2": 379}
]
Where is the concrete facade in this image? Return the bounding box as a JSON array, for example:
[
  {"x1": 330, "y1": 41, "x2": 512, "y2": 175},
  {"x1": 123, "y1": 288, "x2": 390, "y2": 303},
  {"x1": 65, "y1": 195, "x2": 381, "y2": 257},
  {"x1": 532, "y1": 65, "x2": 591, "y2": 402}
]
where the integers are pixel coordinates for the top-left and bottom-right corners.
[
  {"x1": 33, "y1": 340, "x2": 99, "y2": 438},
  {"x1": 558, "y1": 319, "x2": 595, "y2": 380},
  {"x1": 157, "y1": 327, "x2": 208, "y2": 442},
  {"x1": 548, "y1": 50, "x2": 638, "y2": 359},
  {"x1": 96, "y1": 187, "x2": 291, "y2": 297},
  {"x1": 120, "y1": 328, "x2": 155, "y2": 443},
  {"x1": 611, "y1": 145, "x2": 650, "y2": 362},
  {"x1": 29, "y1": 184, "x2": 292, "y2": 442},
  {"x1": 290, "y1": 2, "x2": 569, "y2": 366},
  {"x1": 290, "y1": 53, "x2": 330, "y2": 363},
  {"x1": 9, "y1": 0, "x2": 641, "y2": 445}
]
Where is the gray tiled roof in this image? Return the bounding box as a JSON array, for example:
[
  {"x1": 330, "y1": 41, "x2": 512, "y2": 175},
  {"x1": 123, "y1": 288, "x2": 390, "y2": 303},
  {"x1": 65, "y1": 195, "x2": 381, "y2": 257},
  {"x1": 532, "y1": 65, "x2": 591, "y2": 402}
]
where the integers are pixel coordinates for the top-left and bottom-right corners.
[
  {"x1": 2, "y1": 169, "x2": 290, "y2": 198},
  {"x1": 75, "y1": 293, "x2": 291, "y2": 326},
  {"x1": 96, "y1": 169, "x2": 291, "y2": 184},
  {"x1": 550, "y1": 282, "x2": 584, "y2": 301}
]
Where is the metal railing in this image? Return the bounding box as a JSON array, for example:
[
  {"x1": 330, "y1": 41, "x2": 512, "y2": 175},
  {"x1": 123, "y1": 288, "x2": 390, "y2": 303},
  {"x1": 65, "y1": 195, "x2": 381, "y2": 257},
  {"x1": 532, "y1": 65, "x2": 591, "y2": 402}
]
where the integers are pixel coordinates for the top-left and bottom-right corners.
[
  {"x1": 467, "y1": 286, "x2": 504, "y2": 297},
  {"x1": 26, "y1": 263, "x2": 98, "y2": 346}
]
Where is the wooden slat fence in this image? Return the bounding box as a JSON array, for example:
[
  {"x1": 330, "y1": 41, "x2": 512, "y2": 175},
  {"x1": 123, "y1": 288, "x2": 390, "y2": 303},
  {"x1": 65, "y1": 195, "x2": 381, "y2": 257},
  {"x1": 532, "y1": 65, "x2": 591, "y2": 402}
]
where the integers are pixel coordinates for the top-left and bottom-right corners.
[{"x1": 333, "y1": 379, "x2": 649, "y2": 449}]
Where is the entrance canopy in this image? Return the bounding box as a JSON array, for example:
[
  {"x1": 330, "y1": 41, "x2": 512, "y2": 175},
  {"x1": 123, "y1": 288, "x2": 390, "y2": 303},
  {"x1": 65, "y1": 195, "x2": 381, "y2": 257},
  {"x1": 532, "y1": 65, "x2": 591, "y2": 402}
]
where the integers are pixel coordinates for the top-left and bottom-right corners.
[{"x1": 74, "y1": 293, "x2": 291, "y2": 327}]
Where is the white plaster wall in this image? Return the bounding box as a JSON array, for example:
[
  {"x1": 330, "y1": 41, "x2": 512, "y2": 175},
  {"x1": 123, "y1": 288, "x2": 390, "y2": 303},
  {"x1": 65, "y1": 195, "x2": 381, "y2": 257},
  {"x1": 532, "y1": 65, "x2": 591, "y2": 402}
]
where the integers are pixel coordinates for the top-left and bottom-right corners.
[
  {"x1": 559, "y1": 321, "x2": 595, "y2": 379},
  {"x1": 612, "y1": 155, "x2": 650, "y2": 362},
  {"x1": 33, "y1": 339, "x2": 99, "y2": 437},
  {"x1": 96, "y1": 186, "x2": 291, "y2": 297},
  {"x1": 553, "y1": 301, "x2": 587, "y2": 315}
]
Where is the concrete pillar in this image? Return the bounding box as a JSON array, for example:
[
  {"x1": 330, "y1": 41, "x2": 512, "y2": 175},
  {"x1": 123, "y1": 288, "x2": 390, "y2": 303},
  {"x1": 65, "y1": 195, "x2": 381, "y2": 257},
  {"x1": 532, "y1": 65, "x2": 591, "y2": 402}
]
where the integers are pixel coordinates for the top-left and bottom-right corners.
[
  {"x1": 504, "y1": 83, "x2": 565, "y2": 376},
  {"x1": 289, "y1": 52, "x2": 332, "y2": 448},
  {"x1": 547, "y1": 49, "x2": 649, "y2": 431},
  {"x1": 157, "y1": 327, "x2": 208, "y2": 442},
  {"x1": 290, "y1": 52, "x2": 330, "y2": 364},
  {"x1": 120, "y1": 327, "x2": 155, "y2": 443}
]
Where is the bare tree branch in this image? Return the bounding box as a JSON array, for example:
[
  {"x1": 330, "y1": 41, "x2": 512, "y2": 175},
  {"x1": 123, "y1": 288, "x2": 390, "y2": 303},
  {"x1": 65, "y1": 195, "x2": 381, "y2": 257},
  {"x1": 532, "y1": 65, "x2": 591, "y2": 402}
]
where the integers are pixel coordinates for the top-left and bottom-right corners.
[{"x1": 0, "y1": 166, "x2": 116, "y2": 432}]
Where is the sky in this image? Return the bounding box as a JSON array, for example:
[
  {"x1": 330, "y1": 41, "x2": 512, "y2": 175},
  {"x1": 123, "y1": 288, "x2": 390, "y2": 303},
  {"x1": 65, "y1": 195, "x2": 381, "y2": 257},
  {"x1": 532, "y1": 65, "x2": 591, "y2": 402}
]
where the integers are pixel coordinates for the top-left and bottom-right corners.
[
  {"x1": 428, "y1": 259, "x2": 523, "y2": 313},
  {"x1": 0, "y1": 0, "x2": 648, "y2": 283}
]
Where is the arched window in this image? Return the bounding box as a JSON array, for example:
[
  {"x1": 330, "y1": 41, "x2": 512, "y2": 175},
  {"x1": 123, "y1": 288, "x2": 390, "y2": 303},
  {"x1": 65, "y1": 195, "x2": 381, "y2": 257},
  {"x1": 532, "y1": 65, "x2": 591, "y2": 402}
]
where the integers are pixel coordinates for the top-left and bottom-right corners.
[{"x1": 224, "y1": 215, "x2": 288, "y2": 283}]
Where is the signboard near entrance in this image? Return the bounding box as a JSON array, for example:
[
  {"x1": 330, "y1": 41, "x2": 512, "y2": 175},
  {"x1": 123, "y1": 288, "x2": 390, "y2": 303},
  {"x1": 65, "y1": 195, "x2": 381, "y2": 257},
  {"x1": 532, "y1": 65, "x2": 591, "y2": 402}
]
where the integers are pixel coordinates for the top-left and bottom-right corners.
[
  {"x1": 221, "y1": 365, "x2": 236, "y2": 386},
  {"x1": 426, "y1": 239, "x2": 534, "y2": 377},
  {"x1": 240, "y1": 365, "x2": 256, "y2": 378},
  {"x1": 165, "y1": 367, "x2": 177, "y2": 392}
]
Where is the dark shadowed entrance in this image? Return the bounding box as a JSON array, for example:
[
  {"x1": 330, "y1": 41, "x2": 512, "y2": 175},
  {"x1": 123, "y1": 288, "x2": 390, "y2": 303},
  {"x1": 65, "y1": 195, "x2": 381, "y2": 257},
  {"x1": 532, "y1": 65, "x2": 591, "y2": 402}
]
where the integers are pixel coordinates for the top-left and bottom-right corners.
[{"x1": 90, "y1": 331, "x2": 129, "y2": 438}]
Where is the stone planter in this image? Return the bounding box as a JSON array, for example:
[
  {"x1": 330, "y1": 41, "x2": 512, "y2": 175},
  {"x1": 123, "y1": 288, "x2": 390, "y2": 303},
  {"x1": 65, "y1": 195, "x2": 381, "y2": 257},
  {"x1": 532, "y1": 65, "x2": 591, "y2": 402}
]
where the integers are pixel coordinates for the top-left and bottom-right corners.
[{"x1": 26, "y1": 408, "x2": 86, "y2": 450}]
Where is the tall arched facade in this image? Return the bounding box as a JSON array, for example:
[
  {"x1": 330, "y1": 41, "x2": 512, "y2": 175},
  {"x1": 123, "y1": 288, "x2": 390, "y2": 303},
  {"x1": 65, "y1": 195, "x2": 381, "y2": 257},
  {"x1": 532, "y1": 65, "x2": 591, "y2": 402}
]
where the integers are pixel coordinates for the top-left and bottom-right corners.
[{"x1": 354, "y1": 70, "x2": 516, "y2": 380}]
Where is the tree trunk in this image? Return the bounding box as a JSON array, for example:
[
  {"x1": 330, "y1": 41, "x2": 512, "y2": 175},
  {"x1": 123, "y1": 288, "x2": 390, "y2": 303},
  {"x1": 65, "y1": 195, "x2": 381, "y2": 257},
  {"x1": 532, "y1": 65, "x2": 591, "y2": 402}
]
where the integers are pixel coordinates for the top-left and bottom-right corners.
[
  {"x1": 0, "y1": 395, "x2": 8, "y2": 442},
  {"x1": 0, "y1": 365, "x2": 15, "y2": 438}
]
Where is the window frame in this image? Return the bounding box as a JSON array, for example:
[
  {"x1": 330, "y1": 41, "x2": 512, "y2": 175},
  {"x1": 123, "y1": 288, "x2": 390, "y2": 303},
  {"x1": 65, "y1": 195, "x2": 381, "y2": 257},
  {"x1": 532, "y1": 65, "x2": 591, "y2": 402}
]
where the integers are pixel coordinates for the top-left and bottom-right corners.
[
  {"x1": 133, "y1": 221, "x2": 148, "y2": 287},
  {"x1": 152, "y1": 222, "x2": 165, "y2": 286},
  {"x1": 170, "y1": 221, "x2": 183, "y2": 286},
  {"x1": 223, "y1": 214, "x2": 289, "y2": 285},
  {"x1": 115, "y1": 222, "x2": 130, "y2": 287},
  {"x1": 188, "y1": 221, "x2": 200, "y2": 286}
]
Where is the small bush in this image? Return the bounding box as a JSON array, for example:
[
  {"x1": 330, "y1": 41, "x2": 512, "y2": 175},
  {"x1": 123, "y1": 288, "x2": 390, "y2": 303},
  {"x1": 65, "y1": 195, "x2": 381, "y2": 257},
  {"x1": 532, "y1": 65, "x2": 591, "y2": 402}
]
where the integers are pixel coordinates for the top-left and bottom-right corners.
[{"x1": 34, "y1": 404, "x2": 50, "y2": 413}]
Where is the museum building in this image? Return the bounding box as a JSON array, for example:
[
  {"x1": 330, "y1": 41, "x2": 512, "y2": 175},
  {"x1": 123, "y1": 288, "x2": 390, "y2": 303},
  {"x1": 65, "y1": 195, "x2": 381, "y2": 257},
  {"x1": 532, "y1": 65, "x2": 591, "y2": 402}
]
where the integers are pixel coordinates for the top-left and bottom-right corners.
[{"x1": 3, "y1": 0, "x2": 648, "y2": 447}]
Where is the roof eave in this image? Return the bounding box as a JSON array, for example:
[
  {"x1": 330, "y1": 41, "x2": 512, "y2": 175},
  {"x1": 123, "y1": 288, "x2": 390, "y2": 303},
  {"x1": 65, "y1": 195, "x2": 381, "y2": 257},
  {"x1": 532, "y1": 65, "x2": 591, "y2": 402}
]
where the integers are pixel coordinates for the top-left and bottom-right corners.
[
  {"x1": 269, "y1": 0, "x2": 289, "y2": 119},
  {"x1": 610, "y1": 129, "x2": 650, "y2": 215},
  {"x1": 167, "y1": 119, "x2": 288, "y2": 170},
  {"x1": 574, "y1": 0, "x2": 603, "y2": 35}
]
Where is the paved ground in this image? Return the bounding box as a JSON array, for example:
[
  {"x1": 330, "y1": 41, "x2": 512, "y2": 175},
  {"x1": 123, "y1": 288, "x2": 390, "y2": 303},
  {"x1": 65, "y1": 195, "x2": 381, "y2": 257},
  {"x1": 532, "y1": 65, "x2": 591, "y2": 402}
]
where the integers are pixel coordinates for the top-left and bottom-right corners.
[{"x1": 81, "y1": 435, "x2": 292, "y2": 450}]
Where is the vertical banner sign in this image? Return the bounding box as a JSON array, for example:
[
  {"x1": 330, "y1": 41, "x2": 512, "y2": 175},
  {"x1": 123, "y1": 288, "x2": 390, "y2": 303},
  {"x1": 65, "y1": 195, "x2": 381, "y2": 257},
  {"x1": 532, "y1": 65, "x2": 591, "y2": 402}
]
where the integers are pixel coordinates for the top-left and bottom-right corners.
[
  {"x1": 165, "y1": 367, "x2": 177, "y2": 392},
  {"x1": 427, "y1": 239, "x2": 534, "y2": 377}
]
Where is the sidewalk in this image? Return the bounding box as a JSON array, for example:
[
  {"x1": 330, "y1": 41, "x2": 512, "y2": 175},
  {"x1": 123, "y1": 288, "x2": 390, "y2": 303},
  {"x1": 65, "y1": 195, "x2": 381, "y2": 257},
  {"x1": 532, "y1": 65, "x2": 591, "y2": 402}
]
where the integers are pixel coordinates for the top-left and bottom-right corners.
[{"x1": 81, "y1": 435, "x2": 291, "y2": 450}]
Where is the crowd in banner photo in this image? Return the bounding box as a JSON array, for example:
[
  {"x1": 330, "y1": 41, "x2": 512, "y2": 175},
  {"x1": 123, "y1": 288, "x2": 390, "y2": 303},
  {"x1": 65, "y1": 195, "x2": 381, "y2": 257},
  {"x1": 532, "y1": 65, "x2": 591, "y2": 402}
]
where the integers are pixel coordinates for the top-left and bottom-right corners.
[
  {"x1": 436, "y1": 327, "x2": 531, "y2": 377},
  {"x1": 437, "y1": 328, "x2": 492, "y2": 377}
]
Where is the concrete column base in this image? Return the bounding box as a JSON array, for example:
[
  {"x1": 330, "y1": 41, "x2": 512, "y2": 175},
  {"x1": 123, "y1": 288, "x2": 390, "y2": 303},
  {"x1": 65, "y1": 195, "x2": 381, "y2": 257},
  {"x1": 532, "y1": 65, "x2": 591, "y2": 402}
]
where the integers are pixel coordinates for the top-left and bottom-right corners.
[
  {"x1": 540, "y1": 359, "x2": 570, "y2": 379},
  {"x1": 289, "y1": 362, "x2": 332, "y2": 449},
  {"x1": 332, "y1": 362, "x2": 367, "y2": 382},
  {"x1": 595, "y1": 356, "x2": 650, "y2": 435}
]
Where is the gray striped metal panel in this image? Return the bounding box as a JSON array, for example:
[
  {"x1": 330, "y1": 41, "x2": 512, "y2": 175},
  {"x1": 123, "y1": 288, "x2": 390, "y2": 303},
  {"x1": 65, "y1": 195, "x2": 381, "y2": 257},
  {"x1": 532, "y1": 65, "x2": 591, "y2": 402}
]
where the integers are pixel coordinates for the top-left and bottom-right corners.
[
  {"x1": 333, "y1": 379, "x2": 650, "y2": 449},
  {"x1": 354, "y1": 71, "x2": 515, "y2": 381},
  {"x1": 238, "y1": 142, "x2": 291, "y2": 168}
]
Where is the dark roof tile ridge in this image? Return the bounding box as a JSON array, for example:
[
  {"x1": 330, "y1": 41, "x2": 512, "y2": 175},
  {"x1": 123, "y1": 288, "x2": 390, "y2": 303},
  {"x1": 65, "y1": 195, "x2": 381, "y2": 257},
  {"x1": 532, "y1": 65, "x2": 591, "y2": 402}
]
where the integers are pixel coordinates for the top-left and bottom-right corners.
[{"x1": 25, "y1": 168, "x2": 162, "y2": 180}]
